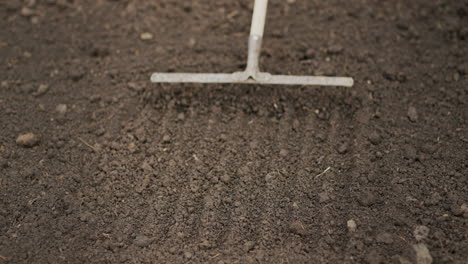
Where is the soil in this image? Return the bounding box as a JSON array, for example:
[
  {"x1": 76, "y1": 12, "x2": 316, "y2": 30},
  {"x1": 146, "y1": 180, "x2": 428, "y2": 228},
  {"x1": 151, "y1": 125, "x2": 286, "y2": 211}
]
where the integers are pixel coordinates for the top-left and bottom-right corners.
[{"x1": 1, "y1": 0, "x2": 467, "y2": 263}]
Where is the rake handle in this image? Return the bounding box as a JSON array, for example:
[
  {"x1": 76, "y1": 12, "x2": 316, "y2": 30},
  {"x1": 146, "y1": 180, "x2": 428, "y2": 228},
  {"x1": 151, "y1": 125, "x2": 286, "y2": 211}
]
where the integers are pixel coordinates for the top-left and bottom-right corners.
[{"x1": 250, "y1": 0, "x2": 268, "y2": 37}]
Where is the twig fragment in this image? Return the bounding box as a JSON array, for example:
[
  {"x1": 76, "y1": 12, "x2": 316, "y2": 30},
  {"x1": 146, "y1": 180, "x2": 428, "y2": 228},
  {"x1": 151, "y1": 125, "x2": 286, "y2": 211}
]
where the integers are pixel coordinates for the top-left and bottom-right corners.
[
  {"x1": 78, "y1": 137, "x2": 97, "y2": 152},
  {"x1": 314, "y1": 166, "x2": 331, "y2": 180}
]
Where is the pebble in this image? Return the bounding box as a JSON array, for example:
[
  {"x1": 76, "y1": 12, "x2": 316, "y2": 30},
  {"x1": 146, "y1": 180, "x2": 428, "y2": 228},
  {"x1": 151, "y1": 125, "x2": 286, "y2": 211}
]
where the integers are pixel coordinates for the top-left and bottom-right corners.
[
  {"x1": 177, "y1": 113, "x2": 185, "y2": 121},
  {"x1": 140, "y1": 32, "x2": 153, "y2": 40},
  {"x1": 414, "y1": 225, "x2": 430, "y2": 241},
  {"x1": 127, "y1": 82, "x2": 143, "y2": 92},
  {"x1": 133, "y1": 235, "x2": 152, "y2": 248},
  {"x1": 20, "y1": 7, "x2": 35, "y2": 17},
  {"x1": 292, "y1": 119, "x2": 300, "y2": 130},
  {"x1": 279, "y1": 149, "x2": 289, "y2": 157},
  {"x1": 56, "y1": 104, "x2": 67, "y2": 115},
  {"x1": 162, "y1": 134, "x2": 171, "y2": 143},
  {"x1": 128, "y1": 142, "x2": 138, "y2": 153},
  {"x1": 347, "y1": 219, "x2": 357, "y2": 232},
  {"x1": 461, "y1": 203, "x2": 468, "y2": 213},
  {"x1": 407, "y1": 106, "x2": 418, "y2": 122},
  {"x1": 140, "y1": 161, "x2": 153, "y2": 171},
  {"x1": 413, "y1": 244, "x2": 432, "y2": 264},
  {"x1": 16, "y1": 133, "x2": 41, "y2": 147},
  {"x1": 368, "y1": 131, "x2": 382, "y2": 145},
  {"x1": 33, "y1": 84, "x2": 49, "y2": 97},
  {"x1": 244, "y1": 241, "x2": 255, "y2": 252},
  {"x1": 183, "y1": 251, "x2": 193, "y2": 259}
]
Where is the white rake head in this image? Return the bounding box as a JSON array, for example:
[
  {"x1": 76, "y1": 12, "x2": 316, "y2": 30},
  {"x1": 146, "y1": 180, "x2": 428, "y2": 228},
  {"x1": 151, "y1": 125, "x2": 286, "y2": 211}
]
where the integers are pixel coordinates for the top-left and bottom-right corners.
[{"x1": 151, "y1": 0, "x2": 353, "y2": 87}]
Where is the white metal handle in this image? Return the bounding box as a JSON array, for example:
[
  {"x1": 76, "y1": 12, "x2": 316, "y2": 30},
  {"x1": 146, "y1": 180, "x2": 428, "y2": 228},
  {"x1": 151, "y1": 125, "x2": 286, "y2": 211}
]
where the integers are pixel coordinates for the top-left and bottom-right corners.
[{"x1": 250, "y1": 0, "x2": 268, "y2": 37}]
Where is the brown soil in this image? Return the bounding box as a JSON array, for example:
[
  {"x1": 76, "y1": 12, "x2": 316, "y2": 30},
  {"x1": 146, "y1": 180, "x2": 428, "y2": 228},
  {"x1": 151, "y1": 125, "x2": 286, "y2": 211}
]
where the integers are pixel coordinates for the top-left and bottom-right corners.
[{"x1": 1, "y1": 0, "x2": 467, "y2": 263}]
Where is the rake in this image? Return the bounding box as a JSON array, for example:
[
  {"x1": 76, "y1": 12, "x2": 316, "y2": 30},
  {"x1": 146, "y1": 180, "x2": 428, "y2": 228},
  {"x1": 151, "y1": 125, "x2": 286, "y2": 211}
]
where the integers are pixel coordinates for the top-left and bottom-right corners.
[{"x1": 151, "y1": 0, "x2": 353, "y2": 87}]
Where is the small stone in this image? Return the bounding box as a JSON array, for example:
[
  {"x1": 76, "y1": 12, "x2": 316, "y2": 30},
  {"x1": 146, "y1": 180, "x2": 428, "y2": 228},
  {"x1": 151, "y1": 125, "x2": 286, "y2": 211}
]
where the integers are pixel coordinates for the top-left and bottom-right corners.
[
  {"x1": 337, "y1": 142, "x2": 348, "y2": 154},
  {"x1": 413, "y1": 244, "x2": 432, "y2": 264},
  {"x1": 368, "y1": 131, "x2": 382, "y2": 145},
  {"x1": 56, "y1": 104, "x2": 67, "y2": 115},
  {"x1": 289, "y1": 220, "x2": 307, "y2": 236},
  {"x1": 407, "y1": 106, "x2": 418, "y2": 122},
  {"x1": 461, "y1": 203, "x2": 468, "y2": 213},
  {"x1": 16, "y1": 133, "x2": 41, "y2": 147},
  {"x1": 413, "y1": 225, "x2": 430, "y2": 241},
  {"x1": 279, "y1": 149, "x2": 289, "y2": 157},
  {"x1": 177, "y1": 113, "x2": 185, "y2": 121},
  {"x1": 127, "y1": 82, "x2": 143, "y2": 92},
  {"x1": 20, "y1": 7, "x2": 35, "y2": 17},
  {"x1": 128, "y1": 142, "x2": 137, "y2": 153},
  {"x1": 376, "y1": 232, "x2": 393, "y2": 244},
  {"x1": 183, "y1": 251, "x2": 193, "y2": 259},
  {"x1": 347, "y1": 219, "x2": 357, "y2": 232},
  {"x1": 133, "y1": 235, "x2": 152, "y2": 248},
  {"x1": 33, "y1": 84, "x2": 49, "y2": 97},
  {"x1": 140, "y1": 32, "x2": 153, "y2": 40},
  {"x1": 140, "y1": 161, "x2": 153, "y2": 171},
  {"x1": 89, "y1": 95, "x2": 101, "y2": 103},
  {"x1": 162, "y1": 135, "x2": 171, "y2": 143},
  {"x1": 244, "y1": 241, "x2": 255, "y2": 252},
  {"x1": 292, "y1": 119, "x2": 300, "y2": 130},
  {"x1": 30, "y1": 16, "x2": 39, "y2": 24},
  {"x1": 188, "y1": 37, "x2": 196, "y2": 47}
]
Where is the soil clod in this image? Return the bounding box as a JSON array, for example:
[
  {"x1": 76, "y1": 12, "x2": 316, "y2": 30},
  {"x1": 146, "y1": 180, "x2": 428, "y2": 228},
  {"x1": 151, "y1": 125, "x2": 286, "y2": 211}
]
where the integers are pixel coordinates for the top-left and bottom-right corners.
[
  {"x1": 289, "y1": 220, "x2": 308, "y2": 236},
  {"x1": 133, "y1": 235, "x2": 152, "y2": 248},
  {"x1": 413, "y1": 244, "x2": 433, "y2": 264},
  {"x1": 414, "y1": 225, "x2": 430, "y2": 241}
]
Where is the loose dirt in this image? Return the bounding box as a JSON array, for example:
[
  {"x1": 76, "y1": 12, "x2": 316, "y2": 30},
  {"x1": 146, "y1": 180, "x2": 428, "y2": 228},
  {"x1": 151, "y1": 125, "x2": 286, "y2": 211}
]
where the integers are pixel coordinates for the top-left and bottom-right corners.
[{"x1": 0, "y1": 0, "x2": 467, "y2": 263}]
